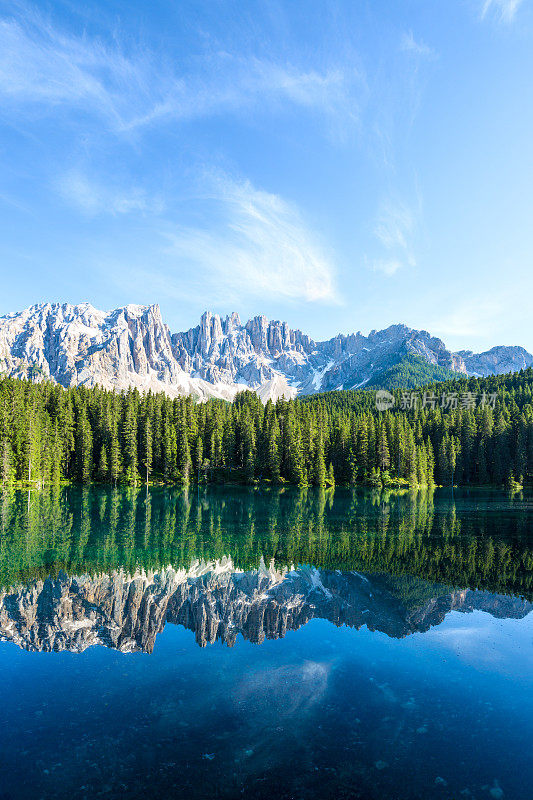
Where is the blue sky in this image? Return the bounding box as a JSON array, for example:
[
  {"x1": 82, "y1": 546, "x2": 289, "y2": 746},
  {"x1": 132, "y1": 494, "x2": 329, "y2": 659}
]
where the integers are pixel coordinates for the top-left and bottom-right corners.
[{"x1": 0, "y1": 0, "x2": 532, "y2": 351}]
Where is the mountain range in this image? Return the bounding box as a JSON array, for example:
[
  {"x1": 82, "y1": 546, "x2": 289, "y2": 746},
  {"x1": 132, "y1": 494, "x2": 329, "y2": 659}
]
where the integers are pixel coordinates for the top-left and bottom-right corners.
[
  {"x1": 0, "y1": 302, "x2": 531, "y2": 401},
  {"x1": 1, "y1": 560, "x2": 530, "y2": 653}
]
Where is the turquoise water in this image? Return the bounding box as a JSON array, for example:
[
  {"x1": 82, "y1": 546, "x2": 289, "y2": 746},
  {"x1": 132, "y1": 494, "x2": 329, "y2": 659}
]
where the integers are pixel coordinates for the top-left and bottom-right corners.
[{"x1": 0, "y1": 487, "x2": 531, "y2": 799}]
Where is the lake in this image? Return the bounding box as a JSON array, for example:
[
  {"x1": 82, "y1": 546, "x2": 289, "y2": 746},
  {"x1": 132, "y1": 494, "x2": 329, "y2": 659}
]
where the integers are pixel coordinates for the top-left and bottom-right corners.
[{"x1": 0, "y1": 486, "x2": 531, "y2": 800}]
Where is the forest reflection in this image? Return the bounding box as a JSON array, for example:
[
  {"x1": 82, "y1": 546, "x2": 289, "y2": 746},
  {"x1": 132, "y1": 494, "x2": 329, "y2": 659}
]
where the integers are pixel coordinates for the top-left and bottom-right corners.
[{"x1": 1, "y1": 485, "x2": 531, "y2": 598}]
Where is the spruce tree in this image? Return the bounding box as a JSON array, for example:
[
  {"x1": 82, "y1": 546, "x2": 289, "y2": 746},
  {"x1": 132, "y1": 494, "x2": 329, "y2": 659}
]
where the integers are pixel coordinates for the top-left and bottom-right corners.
[
  {"x1": 143, "y1": 413, "x2": 153, "y2": 486},
  {"x1": 177, "y1": 412, "x2": 191, "y2": 484},
  {"x1": 378, "y1": 428, "x2": 391, "y2": 471},
  {"x1": 76, "y1": 405, "x2": 93, "y2": 484},
  {"x1": 122, "y1": 393, "x2": 138, "y2": 485},
  {"x1": 98, "y1": 443, "x2": 108, "y2": 481},
  {"x1": 314, "y1": 429, "x2": 327, "y2": 488}
]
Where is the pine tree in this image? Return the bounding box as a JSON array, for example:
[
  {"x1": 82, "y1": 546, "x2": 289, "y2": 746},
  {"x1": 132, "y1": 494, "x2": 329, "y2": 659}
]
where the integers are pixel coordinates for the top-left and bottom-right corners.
[
  {"x1": 163, "y1": 415, "x2": 177, "y2": 482},
  {"x1": 425, "y1": 438, "x2": 435, "y2": 485},
  {"x1": 109, "y1": 413, "x2": 121, "y2": 486},
  {"x1": 50, "y1": 424, "x2": 63, "y2": 486},
  {"x1": 416, "y1": 444, "x2": 427, "y2": 486},
  {"x1": 143, "y1": 413, "x2": 153, "y2": 486},
  {"x1": 122, "y1": 393, "x2": 138, "y2": 485},
  {"x1": 25, "y1": 402, "x2": 41, "y2": 486},
  {"x1": 378, "y1": 428, "x2": 391, "y2": 471},
  {"x1": 314, "y1": 429, "x2": 327, "y2": 487},
  {"x1": 98, "y1": 443, "x2": 108, "y2": 481},
  {"x1": 403, "y1": 427, "x2": 417, "y2": 485},
  {"x1": 76, "y1": 405, "x2": 93, "y2": 484},
  {"x1": 267, "y1": 415, "x2": 281, "y2": 482},
  {"x1": 356, "y1": 418, "x2": 369, "y2": 477},
  {"x1": 177, "y1": 412, "x2": 191, "y2": 484},
  {"x1": 0, "y1": 439, "x2": 13, "y2": 485},
  {"x1": 194, "y1": 435, "x2": 203, "y2": 482},
  {"x1": 281, "y1": 406, "x2": 304, "y2": 485},
  {"x1": 439, "y1": 433, "x2": 458, "y2": 486}
]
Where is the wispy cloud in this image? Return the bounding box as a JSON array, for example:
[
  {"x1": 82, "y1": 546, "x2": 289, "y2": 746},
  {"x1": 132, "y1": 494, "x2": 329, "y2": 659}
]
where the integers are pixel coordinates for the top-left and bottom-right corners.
[
  {"x1": 480, "y1": 0, "x2": 525, "y2": 23},
  {"x1": 159, "y1": 173, "x2": 339, "y2": 304},
  {"x1": 0, "y1": 7, "x2": 360, "y2": 136},
  {"x1": 374, "y1": 201, "x2": 415, "y2": 252},
  {"x1": 56, "y1": 170, "x2": 164, "y2": 216},
  {"x1": 400, "y1": 31, "x2": 436, "y2": 59},
  {"x1": 53, "y1": 163, "x2": 339, "y2": 304},
  {"x1": 371, "y1": 259, "x2": 403, "y2": 277},
  {"x1": 370, "y1": 199, "x2": 417, "y2": 276},
  {"x1": 427, "y1": 297, "x2": 502, "y2": 339}
]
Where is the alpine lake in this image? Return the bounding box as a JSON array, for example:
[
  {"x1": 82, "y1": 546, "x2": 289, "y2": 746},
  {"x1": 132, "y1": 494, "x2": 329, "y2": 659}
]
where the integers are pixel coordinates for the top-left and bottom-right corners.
[{"x1": 0, "y1": 486, "x2": 531, "y2": 800}]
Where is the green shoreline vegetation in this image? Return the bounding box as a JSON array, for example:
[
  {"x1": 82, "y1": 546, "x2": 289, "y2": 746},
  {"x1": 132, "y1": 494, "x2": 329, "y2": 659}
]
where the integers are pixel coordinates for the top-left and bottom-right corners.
[{"x1": 0, "y1": 369, "x2": 533, "y2": 490}]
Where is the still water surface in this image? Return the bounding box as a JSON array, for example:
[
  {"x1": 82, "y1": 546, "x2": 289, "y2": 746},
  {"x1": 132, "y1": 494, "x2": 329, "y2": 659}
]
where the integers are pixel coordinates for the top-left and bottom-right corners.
[{"x1": 0, "y1": 487, "x2": 531, "y2": 799}]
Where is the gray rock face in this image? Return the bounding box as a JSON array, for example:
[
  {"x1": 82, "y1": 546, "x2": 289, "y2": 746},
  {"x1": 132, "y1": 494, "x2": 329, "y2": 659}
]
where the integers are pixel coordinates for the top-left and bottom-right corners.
[
  {"x1": 456, "y1": 346, "x2": 533, "y2": 376},
  {"x1": 0, "y1": 561, "x2": 530, "y2": 653},
  {"x1": 0, "y1": 303, "x2": 246, "y2": 401},
  {"x1": 0, "y1": 302, "x2": 530, "y2": 400},
  {"x1": 167, "y1": 312, "x2": 532, "y2": 393},
  {"x1": 0, "y1": 568, "x2": 177, "y2": 653},
  {"x1": 171, "y1": 311, "x2": 314, "y2": 387}
]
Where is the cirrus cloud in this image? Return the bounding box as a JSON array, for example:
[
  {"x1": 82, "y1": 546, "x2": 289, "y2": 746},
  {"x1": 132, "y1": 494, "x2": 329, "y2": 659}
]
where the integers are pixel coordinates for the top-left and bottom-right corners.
[
  {"x1": 0, "y1": 6, "x2": 362, "y2": 138},
  {"x1": 159, "y1": 173, "x2": 340, "y2": 305},
  {"x1": 56, "y1": 169, "x2": 164, "y2": 216},
  {"x1": 400, "y1": 31, "x2": 437, "y2": 59},
  {"x1": 369, "y1": 198, "x2": 418, "y2": 277},
  {"x1": 480, "y1": 0, "x2": 525, "y2": 23}
]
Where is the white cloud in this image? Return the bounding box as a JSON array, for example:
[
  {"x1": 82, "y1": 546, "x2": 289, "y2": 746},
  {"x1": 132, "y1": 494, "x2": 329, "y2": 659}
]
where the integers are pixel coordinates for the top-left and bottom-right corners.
[
  {"x1": 52, "y1": 164, "x2": 339, "y2": 306},
  {"x1": 374, "y1": 201, "x2": 415, "y2": 252},
  {"x1": 400, "y1": 31, "x2": 436, "y2": 59},
  {"x1": 0, "y1": 8, "x2": 360, "y2": 136},
  {"x1": 372, "y1": 259, "x2": 403, "y2": 277},
  {"x1": 161, "y1": 173, "x2": 339, "y2": 304},
  {"x1": 480, "y1": 0, "x2": 525, "y2": 22},
  {"x1": 370, "y1": 199, "x2": 417, "y2": 276},
  {"x1": 56, "y1": 170, "x2": 164, "y2": 216}
]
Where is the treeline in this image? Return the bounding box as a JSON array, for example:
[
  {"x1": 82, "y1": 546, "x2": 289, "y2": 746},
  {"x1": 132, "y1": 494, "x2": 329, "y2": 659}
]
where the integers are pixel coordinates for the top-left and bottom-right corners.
[
  {"x1": 1, "y1": 369, "x2": 533, "y2": 488},
  {"x1": 365, "y1": 354, "x2": 458, "y2": 390}
]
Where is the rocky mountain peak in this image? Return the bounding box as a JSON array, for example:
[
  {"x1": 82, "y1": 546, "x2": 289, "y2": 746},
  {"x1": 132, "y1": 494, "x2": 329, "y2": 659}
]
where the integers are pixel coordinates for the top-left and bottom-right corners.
[
  {"x1": 456, "y1": 345, "x2": 533, "y2": 376},
  {"x1": 1, "y1": 563, "x2": 529, "y2": 653},
  {"x1": 0, "y1": 302, "x2": 531, "y2": 401}
]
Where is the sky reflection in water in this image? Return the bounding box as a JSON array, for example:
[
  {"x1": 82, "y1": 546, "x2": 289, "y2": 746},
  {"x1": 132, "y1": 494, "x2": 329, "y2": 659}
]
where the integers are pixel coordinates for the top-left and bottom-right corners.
[{"x1": 0, "y1": 486, "x2": 531, "y2": 800}]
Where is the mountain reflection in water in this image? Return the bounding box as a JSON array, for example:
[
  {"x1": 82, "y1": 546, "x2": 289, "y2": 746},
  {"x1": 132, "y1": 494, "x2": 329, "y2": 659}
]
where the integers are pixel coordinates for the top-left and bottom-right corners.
[
  {"x1": 1, "y1": 486, "x2": 532, "y2": 800},
  {"x1": 0, "y1": 486, "x2": 531, "y2": 653}
]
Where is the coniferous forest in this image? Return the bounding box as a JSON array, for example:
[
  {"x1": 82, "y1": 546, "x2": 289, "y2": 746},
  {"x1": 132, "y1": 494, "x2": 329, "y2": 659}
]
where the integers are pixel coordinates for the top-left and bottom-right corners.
[{"x1": 1, "y1": 369, "x2": 533, "y2": 489}]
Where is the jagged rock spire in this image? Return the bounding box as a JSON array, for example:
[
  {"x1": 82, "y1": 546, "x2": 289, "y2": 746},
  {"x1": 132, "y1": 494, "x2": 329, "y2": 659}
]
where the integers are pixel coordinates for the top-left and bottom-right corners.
[{"x1": 0, "y1": 302, "x2": 531, "y2": 401}]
